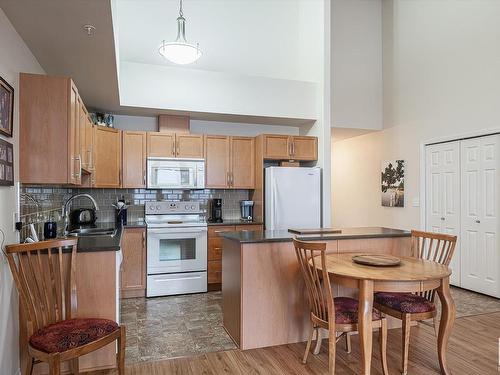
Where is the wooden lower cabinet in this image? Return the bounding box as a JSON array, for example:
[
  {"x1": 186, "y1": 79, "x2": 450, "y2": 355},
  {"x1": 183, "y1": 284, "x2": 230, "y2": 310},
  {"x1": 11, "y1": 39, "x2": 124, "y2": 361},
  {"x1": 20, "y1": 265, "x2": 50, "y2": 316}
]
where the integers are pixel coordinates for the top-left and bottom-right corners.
[
  {"x1": 207, "y1": 224, "x2": 262, "y2": 291},
  {"x1": 120, "y1": 227, "x2": 147, "y2": 298}
]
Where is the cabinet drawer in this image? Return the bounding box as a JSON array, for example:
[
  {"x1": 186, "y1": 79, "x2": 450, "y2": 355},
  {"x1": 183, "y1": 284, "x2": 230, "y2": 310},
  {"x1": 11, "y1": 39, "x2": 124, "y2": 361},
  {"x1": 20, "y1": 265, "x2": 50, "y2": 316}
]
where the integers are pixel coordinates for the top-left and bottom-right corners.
[
  {"x1": 208, "y1": 260, "x2": 222, "y2": 283},
  {"x1": 208, "y1": 239, "x2": 223, "y2": 260}
]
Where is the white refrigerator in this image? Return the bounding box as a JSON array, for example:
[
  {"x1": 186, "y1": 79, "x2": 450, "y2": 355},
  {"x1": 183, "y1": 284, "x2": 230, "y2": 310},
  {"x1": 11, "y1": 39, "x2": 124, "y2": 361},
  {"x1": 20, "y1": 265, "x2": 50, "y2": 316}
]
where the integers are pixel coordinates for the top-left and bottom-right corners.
[{"x1": 265, "y1": 167, "x2": 321, "y2": 230}]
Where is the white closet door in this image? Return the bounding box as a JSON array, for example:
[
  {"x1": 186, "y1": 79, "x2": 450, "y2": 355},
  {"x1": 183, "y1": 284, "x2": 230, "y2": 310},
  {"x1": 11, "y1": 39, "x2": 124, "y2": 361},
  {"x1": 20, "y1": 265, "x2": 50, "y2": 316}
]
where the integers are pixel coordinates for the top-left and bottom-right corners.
[
  {"x1": 461, "y1": 135, "x2": 500, "y2": 297},
  {"x1": 425, "y1": 141, "x2": 461, "y2": 285}
]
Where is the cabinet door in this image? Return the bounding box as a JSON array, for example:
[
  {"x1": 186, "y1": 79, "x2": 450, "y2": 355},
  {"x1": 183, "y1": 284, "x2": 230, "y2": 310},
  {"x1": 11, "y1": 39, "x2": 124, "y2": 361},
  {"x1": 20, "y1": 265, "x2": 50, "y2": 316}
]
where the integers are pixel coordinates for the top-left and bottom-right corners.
[
  {"x1": 425, "y1": 142, "x2": 461, "y2": 286},
  {"x1": 121, "y1": 228, "x2": 146, "y2": 298},
  {"x1": 263, "y1": 135, "x2": 290, "y2": 159},
  {"x1": 68, "y1": 82, "x2": 80, "y2": 185},
  {"x1": 461, "y1": 135, "x2": 500, "y2": 297},
  {"x1": 176, "y1": 134, "x2": 204, "y2": 158},
  {"x1": 291, "y1": 136, "x2": 317, "y2": 161},
  {"x1": 93, "y1": 127, "x2": 121, "y2": 188},
  {"x1": 230, "y1": 137, "x2": 255, "y2": 189},
  {"x1": 205, "y1": 135, "x2": 230, "y2": 188},
  {"x1": 122, "y1": 131, "x2": 147, "y2": 188},
  {"x1": 147, "y1": 132, "x2": 175, "y2": 157}
]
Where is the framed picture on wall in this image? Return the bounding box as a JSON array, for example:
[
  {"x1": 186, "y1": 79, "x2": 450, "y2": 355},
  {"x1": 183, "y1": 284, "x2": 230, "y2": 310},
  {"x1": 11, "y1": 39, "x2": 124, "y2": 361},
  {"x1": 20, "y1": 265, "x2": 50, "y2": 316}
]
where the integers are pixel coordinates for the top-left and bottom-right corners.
[
  {"x1": 381, "y1": 160, "x2": 405, "y2": 207},
  {"x1": 0, "y1": 75, "x2": 14, "y2": 138},
  {"x1": 0, "y1": 138, "x2": 14, "y2": 186}
]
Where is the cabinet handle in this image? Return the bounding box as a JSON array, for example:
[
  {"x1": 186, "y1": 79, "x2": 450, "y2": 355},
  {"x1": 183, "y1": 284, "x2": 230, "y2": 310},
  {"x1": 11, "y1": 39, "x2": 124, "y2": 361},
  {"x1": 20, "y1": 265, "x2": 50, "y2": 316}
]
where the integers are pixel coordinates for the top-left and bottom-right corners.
[
  {"x1": 172, "y1": 143, "x2": 175, "y2": 156},
  {"x1": 291, "y1": 141, "x2": 295, "y2": 156},
  {"x1": 142, "y1": 231, "x2": 146, "y2": 247},
  {"x1": 143, "y1": 171, "x2": 146, "y2": 186},
  {"x1": 177, "y1": 145, "x2": 180, "y2": 155},
  {"x1": 230, "y1": 172, "x2": 234, "y2": 187},
  {"x1": 75, "y1": 154, "x2": 82, "y2": 179},
  {"x1": 227, "y1": 172, "x2": 230, "y2": 187},
  {"x1": 288, "y1": 139, "x2": 292, "y2": 156}
]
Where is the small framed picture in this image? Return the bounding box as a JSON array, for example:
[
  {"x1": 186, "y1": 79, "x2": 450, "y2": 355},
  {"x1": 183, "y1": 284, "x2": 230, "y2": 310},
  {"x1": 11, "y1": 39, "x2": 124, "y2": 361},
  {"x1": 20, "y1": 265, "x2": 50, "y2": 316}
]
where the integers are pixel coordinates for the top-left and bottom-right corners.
[
  {"x1": 0, "y1": 138, "x2": 14, "y2": 186},
  {"x1": 0, "y1": 75, "x2": 14, "y2": 138}
]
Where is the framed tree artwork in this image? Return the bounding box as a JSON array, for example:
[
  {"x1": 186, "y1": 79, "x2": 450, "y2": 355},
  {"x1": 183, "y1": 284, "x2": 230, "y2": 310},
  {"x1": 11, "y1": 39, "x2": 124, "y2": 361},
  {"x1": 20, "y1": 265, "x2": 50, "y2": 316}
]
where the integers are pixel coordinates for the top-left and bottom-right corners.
[
  {"x1": 381, "y1": 160, "x2": 405, "y2": 207},
  {"x1": 0, "y1": 75, "x2": 14, "y2": 137}
]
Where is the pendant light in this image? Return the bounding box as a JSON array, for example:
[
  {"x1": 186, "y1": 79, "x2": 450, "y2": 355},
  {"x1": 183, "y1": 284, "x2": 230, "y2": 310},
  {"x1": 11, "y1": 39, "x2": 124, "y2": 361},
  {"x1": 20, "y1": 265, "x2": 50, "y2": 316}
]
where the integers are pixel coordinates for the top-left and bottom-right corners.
[{"x1": 158, "y1": 0, "x2": 202, "y2": 65}]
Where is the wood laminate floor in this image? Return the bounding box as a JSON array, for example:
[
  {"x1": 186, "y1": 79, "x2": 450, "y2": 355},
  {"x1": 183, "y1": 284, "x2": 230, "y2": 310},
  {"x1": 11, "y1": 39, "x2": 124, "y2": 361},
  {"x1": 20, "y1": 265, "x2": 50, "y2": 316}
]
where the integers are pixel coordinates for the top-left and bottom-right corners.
[{"x1": 93, "y1": 310, "x2": 500, "y2": 375}]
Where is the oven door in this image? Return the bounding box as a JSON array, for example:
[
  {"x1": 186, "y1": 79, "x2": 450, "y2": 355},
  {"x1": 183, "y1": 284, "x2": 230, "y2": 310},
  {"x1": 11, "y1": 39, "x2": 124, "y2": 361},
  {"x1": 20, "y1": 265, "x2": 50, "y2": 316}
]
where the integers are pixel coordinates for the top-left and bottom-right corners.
[{"x1": 147, "y1": 227, "x2": 207, "y2": 275}]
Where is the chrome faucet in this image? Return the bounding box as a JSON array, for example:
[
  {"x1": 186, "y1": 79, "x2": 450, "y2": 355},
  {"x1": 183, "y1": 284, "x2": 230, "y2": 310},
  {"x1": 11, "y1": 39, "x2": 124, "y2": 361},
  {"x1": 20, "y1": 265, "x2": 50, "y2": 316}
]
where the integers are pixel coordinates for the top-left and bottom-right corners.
[{"x1": 63, "y1": 194, "x2": 99, "y2": 235}]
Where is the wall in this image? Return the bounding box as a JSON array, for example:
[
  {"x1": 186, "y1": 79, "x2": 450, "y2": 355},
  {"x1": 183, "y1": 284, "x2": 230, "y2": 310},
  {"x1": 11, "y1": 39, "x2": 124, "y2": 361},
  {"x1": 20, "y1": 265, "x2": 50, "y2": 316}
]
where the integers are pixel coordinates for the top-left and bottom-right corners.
[
  {"x1": 20, "y1": 186, "x2": 249, "y2": 242},
  {"x1": 332, "y1": 0, "x2": 500, "y2": 230},
  {"x1": 332, "y1": 0, "x2": 383, "y2": 131},
  {"x1": 113, "y1": 114, "x2": 301, "y2": 136},
  {"x1": 0, "y1": 7, "x2": 44, "y2": 375}
]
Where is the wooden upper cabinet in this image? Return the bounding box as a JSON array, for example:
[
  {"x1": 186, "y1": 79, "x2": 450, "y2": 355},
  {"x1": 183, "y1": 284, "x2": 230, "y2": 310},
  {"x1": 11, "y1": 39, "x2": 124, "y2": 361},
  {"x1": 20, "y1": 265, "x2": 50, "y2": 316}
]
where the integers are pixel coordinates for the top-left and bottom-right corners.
[
  {"x1": 122, "y1": 131, "x2": 147, "y2": 188},
  {"x1": 121, "y1": 227, "x2": 147, "y2": 298},
  {"x1": 176, "y1": 134, "x2": 204, "y2": 158},
  {"x1": 230, "y1": 137, "x2": 255, "y2": 189},
  {"x1": 291, "y1": 136, "x2": 317, "y2": 161},
  {"x1": 205, "y1": 135, "x2": 230, "y2": 188},
  {"x1": 147, "y1": 132, "x2": 175, "y2": 157},
  {"x1": 261, "y1": 134, "x2": 317, "y2": 161},
  {"x1": 93, "y1": 127, "x2": 121, "y2": 188},
  {"x1": 19, "y1": 73, "x2": 88, "y2": 185}
]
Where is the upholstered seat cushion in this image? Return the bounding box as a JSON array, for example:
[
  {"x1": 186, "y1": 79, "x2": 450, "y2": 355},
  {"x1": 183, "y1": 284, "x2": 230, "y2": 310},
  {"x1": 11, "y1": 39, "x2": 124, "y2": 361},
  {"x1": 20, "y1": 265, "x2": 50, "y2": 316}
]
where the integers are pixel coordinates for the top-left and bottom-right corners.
[
  {"x1": 29, "y1": 318, "x2": 119, "y2": 353},
  {"x1": 334, "y1": 297, "x2": 381, "y2": 324},
  {"x1": 374, "y1": 292, "x2": 436, "y2": 314}
]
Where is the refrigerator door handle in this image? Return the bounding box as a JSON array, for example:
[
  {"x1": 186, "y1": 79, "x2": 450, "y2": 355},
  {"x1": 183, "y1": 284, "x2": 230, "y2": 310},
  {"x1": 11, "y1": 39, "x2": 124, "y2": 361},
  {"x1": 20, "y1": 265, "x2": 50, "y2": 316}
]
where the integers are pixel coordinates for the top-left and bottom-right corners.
[{"x1": 272, "y1": 179, "x2": 278, "y2": 230}]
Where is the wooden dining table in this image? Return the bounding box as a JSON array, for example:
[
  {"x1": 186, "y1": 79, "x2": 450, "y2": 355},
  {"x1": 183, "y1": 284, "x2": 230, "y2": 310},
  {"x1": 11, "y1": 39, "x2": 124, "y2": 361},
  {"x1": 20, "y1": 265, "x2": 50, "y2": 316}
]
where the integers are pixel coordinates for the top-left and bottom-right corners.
[{"x1": 313, "y1": 253, "x2": 455, "y2": 375}]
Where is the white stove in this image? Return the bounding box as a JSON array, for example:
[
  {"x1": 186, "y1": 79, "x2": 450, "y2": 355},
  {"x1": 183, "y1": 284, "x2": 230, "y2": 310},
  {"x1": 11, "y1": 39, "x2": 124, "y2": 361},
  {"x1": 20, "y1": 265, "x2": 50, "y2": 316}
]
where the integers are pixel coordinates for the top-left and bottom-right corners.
[{"x1": 145, "y1": 201, "x2": 207, "y2": 297}]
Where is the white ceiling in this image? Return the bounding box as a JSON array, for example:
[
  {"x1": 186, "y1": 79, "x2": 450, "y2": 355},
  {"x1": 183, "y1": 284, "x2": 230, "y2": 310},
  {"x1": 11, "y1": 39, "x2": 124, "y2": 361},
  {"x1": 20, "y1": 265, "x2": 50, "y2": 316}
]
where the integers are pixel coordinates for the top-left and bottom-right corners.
[
  {"x1": 0, "y1": 0, "x2": 120, "y2": 111},
  {"x1": 116, "y1": 0, "x2": 323, "y2": 82}
]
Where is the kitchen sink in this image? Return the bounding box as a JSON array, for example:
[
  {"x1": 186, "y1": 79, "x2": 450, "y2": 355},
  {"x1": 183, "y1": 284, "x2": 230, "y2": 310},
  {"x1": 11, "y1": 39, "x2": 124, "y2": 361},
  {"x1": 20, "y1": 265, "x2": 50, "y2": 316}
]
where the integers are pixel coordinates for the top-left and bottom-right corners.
[{"x1": 68, "y1": 228, "x2": 117, "y2": 237}]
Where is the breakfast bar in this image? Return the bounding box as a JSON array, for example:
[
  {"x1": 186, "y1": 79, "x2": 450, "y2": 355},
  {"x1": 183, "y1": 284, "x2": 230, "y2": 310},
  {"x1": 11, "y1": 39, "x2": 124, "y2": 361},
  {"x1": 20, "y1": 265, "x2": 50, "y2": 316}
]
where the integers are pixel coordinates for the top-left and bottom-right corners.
[{"x1": 220, "y1": 227, "x2": 411, "y2": 350}]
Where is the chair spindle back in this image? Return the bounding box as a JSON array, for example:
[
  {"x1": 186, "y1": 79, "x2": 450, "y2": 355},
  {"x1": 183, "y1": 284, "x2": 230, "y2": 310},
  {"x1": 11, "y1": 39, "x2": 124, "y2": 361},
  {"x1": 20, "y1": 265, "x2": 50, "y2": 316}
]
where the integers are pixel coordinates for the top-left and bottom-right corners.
[
  {"x1": 5, "y1": 239, "x2": 78, "y2": 336},
  {"x1": 293, "y1": 239, "x2": 333, "y2": 325},
  {"x1": 410, "y1": 230, "x2": 457, "y2": 301}
]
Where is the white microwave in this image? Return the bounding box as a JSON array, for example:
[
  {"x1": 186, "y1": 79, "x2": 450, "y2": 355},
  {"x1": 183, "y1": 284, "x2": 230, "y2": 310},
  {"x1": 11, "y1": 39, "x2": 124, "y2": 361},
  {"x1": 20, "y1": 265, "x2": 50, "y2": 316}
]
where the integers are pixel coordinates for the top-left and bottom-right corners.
[{"x1": 147, "y1": 158, "x2": 205, "y2": 189}]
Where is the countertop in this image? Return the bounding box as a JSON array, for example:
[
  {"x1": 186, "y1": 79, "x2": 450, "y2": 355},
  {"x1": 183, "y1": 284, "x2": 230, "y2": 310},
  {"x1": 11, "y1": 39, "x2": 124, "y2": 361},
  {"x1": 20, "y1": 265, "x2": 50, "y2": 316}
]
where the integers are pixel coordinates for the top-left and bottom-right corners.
[
  {"x1": 207, "y1": 220, "x2": 263, "y2": 227},
  {"x1": 220, "y1": 227, "x2": 411, "y2": 244}
]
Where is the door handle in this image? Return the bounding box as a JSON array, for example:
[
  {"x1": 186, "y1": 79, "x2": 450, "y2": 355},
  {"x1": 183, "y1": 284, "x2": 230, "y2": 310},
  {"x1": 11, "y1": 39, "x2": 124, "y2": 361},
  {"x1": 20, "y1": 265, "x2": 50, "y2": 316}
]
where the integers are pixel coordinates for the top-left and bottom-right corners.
[
  {"x1": 440, "y1": 217, "x2": 445, "y2": 221},
  {"x1": 475, "y1": 220, "x2": 481, "y2": 223}
]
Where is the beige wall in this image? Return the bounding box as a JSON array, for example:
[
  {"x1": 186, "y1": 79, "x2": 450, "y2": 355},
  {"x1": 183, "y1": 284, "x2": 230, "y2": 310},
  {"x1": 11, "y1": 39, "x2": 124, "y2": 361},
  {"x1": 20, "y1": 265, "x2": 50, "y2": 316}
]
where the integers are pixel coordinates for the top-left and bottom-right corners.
[
  {"x1": 332, "y1": 0, "x2": 500, "y2": 229},
  {"x1": 0, "y1": 7, "x2": 44, "y2": 375}
]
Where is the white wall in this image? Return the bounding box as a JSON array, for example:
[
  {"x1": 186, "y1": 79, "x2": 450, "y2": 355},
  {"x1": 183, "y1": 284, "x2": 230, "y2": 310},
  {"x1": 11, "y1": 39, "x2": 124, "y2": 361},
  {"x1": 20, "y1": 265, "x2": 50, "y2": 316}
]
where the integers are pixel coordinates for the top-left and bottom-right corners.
[
  {"x1": 119, "y1": 61, "x2": 318, "y2": 121},
  {"x1": 332, "y1": 0, "x2": 500, "y2": 230},
  {"x1": 0, "y1": 7, "x2": 44, "y2": 375},
  {"x1": 332, "y1": 0, "x2": 383, "y2": 130},
  {"x1": 113, "y1": 114, "x2": 301, "y2": 136}
]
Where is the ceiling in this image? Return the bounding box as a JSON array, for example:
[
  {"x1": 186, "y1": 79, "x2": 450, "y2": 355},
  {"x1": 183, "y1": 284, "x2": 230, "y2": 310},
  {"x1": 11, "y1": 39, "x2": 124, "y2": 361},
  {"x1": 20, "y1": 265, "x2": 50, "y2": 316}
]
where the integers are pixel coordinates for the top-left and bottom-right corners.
[
  {"x1": 116, "y1": 0, "x2": 322, "y2": 83},
  {"x1": 0, "y1": 0, "x2": 322, "y2": 124},
  {"x1": 0, "y1": 0, "x2": 120, "y2": 112}
]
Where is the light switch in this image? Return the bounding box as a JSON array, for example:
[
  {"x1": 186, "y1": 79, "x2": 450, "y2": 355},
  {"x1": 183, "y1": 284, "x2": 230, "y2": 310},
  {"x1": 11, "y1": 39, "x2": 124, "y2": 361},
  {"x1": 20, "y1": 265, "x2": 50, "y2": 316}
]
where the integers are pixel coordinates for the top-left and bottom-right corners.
[{"x1": 412, "y1": 198, "x2": 420, "y2": 207}]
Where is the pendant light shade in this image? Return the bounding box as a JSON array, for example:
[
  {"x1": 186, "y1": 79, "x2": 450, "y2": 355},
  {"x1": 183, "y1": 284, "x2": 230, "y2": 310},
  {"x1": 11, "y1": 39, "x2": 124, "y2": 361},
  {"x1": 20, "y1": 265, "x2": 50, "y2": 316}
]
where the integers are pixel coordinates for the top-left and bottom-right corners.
[{"x1": 159, "y1": 0, "x2": 202, "y2": 65}]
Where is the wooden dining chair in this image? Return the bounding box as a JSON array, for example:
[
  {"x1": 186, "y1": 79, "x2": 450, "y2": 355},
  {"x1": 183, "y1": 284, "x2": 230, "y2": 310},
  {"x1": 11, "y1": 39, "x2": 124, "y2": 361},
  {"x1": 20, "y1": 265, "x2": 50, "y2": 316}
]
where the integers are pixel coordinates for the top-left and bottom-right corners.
[
  {"x1": 293, "y1": 239, "x2": 389, "y2": 375},
  {"x1": 5, "y1": 238, "x2": 125, "y2": 375},
  {"x1": 373, "y1": 230, "x2": 457, "y2": 375}
]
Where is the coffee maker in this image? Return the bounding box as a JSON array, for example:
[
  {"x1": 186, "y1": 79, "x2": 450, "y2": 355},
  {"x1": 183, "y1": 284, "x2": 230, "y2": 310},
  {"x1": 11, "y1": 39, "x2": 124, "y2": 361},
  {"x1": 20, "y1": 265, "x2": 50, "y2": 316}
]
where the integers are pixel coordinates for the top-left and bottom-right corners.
[{"x1": 209, "y1": 198, "x2": 223, "y2": 223}]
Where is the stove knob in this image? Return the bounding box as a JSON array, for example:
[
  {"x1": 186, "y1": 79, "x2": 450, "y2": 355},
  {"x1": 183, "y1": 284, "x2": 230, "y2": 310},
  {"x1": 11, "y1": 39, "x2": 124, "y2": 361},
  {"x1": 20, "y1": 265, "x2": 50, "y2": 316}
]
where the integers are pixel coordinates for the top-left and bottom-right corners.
[
  {"x1": 191, "y1": 205, "x2": 195, "y2": 210},
  {"x1": 156, "y1": 205, "x2": 161, "y2": 211}
]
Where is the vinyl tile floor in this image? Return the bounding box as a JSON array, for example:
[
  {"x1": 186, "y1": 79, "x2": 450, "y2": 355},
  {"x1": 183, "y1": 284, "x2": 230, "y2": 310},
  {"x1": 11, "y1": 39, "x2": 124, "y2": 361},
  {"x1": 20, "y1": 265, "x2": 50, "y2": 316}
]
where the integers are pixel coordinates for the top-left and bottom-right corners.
[
  {"x1": 120, "y1": 291, "x2": 237, "y2": 364},
  {"x1": 120, "y1": 287, "x2": 500, "y2": 364}
]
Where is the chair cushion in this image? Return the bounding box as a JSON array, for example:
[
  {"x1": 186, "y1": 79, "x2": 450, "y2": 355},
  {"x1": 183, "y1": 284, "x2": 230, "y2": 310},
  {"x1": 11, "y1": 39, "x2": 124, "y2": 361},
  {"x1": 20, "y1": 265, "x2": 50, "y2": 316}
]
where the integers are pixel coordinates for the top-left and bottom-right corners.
[
  {"x1": 374, "y1": 292, "x2": 436, "y2": 314},
  {"x1": 29, "y1": 318, "x2": 119, "y2": 353},
  {"x1": 334, "y1": 297, "x2": 381, "y2": 324}
]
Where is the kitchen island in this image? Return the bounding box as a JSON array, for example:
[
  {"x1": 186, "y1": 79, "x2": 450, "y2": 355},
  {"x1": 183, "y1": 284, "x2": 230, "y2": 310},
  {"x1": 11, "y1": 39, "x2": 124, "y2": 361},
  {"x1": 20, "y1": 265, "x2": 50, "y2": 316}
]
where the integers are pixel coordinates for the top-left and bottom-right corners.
[{"x1": 221, "y1": 227, "x2": 411, "y2": 350}]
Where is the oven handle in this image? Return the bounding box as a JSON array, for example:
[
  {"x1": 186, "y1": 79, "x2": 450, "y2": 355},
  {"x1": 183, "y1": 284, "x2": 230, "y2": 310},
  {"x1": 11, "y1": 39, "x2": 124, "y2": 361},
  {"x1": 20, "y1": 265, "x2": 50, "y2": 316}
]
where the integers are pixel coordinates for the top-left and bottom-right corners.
[
  {"x1": 147, "y1": 227, "x2": 207, "y2": 234},
  {"x1": 153, "y1": 275, "x2": 204, "y2": 282}
]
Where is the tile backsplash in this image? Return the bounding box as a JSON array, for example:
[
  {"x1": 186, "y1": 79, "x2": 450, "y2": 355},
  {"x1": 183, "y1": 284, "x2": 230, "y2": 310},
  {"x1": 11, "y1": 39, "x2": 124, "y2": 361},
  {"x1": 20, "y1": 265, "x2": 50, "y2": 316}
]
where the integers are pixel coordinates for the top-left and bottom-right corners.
[{"x1": 20, "y1": 186, "x2": 249, "y2": 241}]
